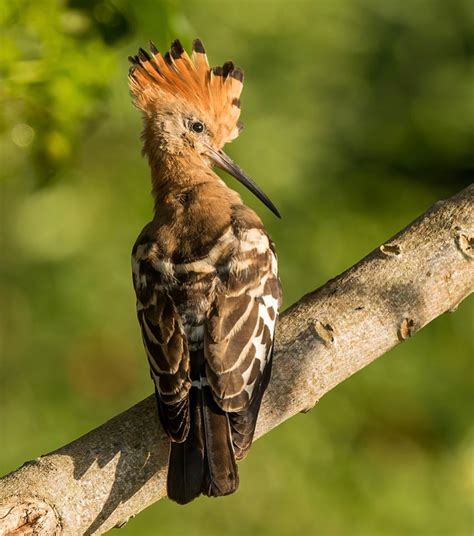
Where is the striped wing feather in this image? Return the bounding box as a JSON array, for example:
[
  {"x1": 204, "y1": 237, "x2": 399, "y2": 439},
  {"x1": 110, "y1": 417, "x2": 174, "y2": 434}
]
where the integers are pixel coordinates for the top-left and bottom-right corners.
[
  {"x1": 133, "y1": 221, "x2": 280, "y2": 461},
  {"x1": 205, "y1": 231, "x2": 281, "y2": 458},
  {"x1": 134, "y1": 259, "x2": 192, "y2": 442}
]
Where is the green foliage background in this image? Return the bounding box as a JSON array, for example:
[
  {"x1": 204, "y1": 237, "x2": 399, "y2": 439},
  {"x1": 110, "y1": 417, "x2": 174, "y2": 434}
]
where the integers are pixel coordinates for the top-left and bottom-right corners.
[{"x1": 1, "y1": 0, "x2": 473, "y2": 534}]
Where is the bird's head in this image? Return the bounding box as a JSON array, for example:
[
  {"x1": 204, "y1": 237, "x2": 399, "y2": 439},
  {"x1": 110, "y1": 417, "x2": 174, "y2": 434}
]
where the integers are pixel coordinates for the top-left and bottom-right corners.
[{"x1": 128, "y1": 39, "x2": 280, "y2": 218}]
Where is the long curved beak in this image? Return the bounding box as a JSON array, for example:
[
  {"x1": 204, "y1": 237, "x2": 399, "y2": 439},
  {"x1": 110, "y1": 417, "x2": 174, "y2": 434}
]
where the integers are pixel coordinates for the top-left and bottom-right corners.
[{"x1": 205, "y1": 147, "x2": 281, "y2": 218}]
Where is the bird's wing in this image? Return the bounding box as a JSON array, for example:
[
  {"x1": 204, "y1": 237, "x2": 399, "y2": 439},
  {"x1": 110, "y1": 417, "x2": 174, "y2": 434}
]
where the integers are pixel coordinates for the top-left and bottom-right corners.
[
  {"x1": 132, "y1": 240, "x2": 191, "y2": 442},
  {"x1": 205, "y1": 224, "x2": 281, "y2": 458}
]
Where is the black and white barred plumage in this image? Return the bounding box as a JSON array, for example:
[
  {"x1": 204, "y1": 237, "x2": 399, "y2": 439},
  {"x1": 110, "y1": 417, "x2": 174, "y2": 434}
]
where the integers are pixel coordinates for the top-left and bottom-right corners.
[{"x1": 132, "y1": 208, "x2": 281, "y2": 502}]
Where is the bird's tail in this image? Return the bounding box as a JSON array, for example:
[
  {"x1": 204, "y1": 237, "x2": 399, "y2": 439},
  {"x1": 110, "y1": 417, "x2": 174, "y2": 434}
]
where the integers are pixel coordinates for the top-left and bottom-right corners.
[{"x1": 167, "y1": 384, "x2": 239, "y2": 504}]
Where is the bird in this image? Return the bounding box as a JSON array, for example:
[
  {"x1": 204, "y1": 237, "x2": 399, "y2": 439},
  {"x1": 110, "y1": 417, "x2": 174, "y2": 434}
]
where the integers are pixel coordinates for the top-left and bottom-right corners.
[{"x1": 128, "y1": 38, "x2": 282, "y2": 504}]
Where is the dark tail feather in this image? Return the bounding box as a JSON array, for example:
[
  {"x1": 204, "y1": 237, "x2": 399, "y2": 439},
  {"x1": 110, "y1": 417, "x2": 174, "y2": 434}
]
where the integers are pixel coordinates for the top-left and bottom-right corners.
[
  {"x1": 167, "y1": 385, "x2": 239, "y2": 504},
  {"x1": 201, "y1": 385, "x2": 239, "y2": 497},
  {"x1": 167, "y1": 388, "x2": 205, "y2": 504}
]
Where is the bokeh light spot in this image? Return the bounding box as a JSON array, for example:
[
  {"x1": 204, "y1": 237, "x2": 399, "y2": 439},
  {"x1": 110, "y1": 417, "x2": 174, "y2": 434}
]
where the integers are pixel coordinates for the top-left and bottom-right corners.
[{"x1": 11, "y1": 123, "x2": 35, "y2": 147}]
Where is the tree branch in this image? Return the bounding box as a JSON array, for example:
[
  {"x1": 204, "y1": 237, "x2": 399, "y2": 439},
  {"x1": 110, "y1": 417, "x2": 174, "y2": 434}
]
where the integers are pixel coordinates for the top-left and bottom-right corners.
[{"x1": 1, "y1": 185, "x2": 473, "y2": 536}]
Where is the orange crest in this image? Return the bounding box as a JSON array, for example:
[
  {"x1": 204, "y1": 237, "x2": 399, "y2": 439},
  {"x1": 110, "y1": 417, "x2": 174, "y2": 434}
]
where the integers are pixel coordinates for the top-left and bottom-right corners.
[{"x1": 128, "y1": 39, "x2": 244, "y2": 149}]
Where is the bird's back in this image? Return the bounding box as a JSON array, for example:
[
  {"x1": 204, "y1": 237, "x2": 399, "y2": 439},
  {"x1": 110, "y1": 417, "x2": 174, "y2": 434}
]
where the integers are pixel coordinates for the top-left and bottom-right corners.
[{"x1": 132, "y1": 189, "x2": 281, "y2": 502}]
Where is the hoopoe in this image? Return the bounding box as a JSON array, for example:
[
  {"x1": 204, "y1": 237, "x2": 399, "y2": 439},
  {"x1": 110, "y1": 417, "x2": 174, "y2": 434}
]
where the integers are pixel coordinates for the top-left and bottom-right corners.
[{"x1": 129, "y1": 39, "x2": 282, "y2": 504}]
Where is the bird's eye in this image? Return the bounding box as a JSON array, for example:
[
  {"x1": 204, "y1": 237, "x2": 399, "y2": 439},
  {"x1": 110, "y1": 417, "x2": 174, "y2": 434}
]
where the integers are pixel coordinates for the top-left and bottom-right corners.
[{"x1": 191, "y1": 121, "x2": 204, "y2": 133}]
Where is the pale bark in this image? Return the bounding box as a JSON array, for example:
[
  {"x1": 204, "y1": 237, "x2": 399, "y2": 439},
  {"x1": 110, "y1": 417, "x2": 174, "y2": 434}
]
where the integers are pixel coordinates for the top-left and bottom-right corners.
[{"x1": 1, "y1": 184, "x2": 473, "y2": 536}]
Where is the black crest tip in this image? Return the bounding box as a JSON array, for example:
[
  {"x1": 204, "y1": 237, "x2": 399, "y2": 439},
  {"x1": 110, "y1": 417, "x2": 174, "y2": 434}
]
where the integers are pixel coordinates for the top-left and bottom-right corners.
[
  {"x1": 212, "y1": 66, "x2": 224, "y2": 76},
  {"x1": 230, "y1": 68, "x2": 244, "y2": 82},
  {"x1": 128, "y1": 55, "x2": 138, "y2": 65},
  {"x1": 222, "y1": 61, "x2": 235, "y2": 77},
  {"x1": 164, "y1": 51, "x2": 173, "y2": 65},
  {"x1": 232, "y1": 97, "x2": 241, "y2": 109},
  {"x1": 192, "y1": 38, "x2": 206, "y2": 54},
  {"x1": 149, "y1": 40, "x2": 159, "y2": 55},
  {"x1": 170, "y1": 39, "x2": 185, "y2": 59},
  {"x1": 138, "y1": 48, "x2": 151, "y2": 61}
]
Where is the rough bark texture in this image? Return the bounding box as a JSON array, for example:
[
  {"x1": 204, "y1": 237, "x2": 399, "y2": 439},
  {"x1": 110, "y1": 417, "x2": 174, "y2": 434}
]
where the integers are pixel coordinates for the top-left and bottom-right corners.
[{"x1": 1, "y1": 185, "x2": 473, "y2": 535}]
